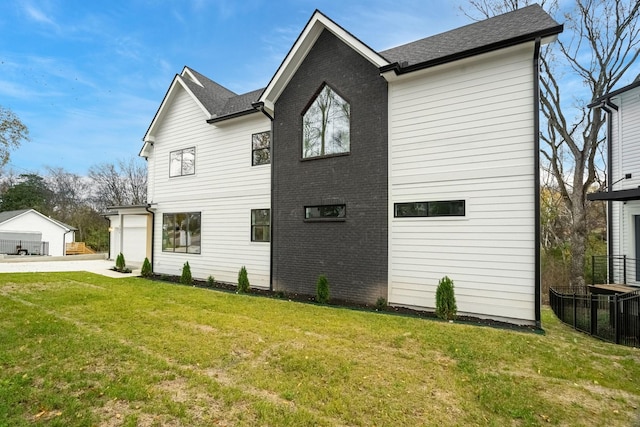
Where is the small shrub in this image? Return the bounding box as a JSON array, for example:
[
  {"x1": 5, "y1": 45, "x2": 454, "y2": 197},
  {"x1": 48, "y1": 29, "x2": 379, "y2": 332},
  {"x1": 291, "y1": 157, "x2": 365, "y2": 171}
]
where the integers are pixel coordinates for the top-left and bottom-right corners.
[
  {"x1": 180, "y1": 262, "x2": 193, "y2": 286},
  {"x1": 141, "y1": 257, "x2": 152, "y2": 277},
  {"x1": 435, "y1": 276, "x2": 457, "y2": 320},
  {"x1": 316, "y1": 274, "x2": 330, "y2": 304},
  {"x1": 207, "y1": 275, "x2": 215, "y2": 286},
  {"x1": 237, "y1": 266, "x2": 250, "y2": 293},
  {"x1": 375, "y1": 297, "x2": 387, "y2": 311},
  {"x1": 115, "y1": 253, "x2": 125, "y2": 271}
]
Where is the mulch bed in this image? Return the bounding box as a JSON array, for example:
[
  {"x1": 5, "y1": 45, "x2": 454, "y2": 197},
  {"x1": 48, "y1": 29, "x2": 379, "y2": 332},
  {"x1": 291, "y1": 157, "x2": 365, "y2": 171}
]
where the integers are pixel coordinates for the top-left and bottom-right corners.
[{"x1": 143, "y1": 273, "x2": 542, "y2": 334}]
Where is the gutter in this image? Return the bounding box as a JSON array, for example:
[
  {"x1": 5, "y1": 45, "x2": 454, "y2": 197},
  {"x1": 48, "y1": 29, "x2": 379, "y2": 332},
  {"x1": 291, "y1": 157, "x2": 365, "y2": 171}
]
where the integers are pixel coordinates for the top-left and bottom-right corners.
[
  {"x1": 596, "y1": 99, "x2": 619, "y2": 283},
  {"x1": 63, "y1": 229, "x2": 72, "y2": 256},
  {"x1": 533, "y1": 37, "x2": 542, "y2": 328},
  {"x1": 380, "y1": 26, "x2": 563, "y2": 76}
]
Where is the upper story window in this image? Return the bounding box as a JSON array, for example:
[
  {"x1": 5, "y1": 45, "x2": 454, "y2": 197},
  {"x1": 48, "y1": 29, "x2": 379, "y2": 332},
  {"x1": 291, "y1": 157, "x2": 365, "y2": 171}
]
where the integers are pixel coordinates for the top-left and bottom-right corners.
[
  {"x1": 252, "y1": 131, "x2": 271, "y2": 166},
  {"x1": 302, "y1": 84, "x2": 350, "y2": 159},
  {"x1": 170, "y1": 147, "x2": 195, "y2": 177},
  {"x1": 394, "y1": 200, "x2": 466, "y2": 218}
]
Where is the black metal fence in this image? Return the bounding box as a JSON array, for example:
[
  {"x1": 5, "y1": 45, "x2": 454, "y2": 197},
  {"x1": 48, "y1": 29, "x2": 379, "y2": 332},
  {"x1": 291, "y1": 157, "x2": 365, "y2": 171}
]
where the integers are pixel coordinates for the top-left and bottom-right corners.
[
  {"x1": 549, "y1": 287, "x2": 640, "y2": 347},
  {"x1": 0, "y1": 239, "x2": 49, "y2": 256}
]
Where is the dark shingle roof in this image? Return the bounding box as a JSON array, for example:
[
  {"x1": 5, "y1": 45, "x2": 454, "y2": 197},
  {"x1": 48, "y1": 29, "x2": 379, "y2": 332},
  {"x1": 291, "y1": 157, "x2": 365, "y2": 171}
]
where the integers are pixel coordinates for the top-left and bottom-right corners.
[
  {"x1": 185, "y1": 5, "x2": 561, "y2": 121},
  {"x1": 381, "y1": 4, "x2": 561, "y2": 72}
]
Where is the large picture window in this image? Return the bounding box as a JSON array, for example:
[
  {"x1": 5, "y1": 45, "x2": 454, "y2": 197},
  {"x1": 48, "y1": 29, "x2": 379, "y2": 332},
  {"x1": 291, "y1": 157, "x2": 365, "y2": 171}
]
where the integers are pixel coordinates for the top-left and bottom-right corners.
[
  {"x1": 302, "y1": 84, "x2": 350, "y2": 159},
  {"x1": 251, "y1": 209, "x2": 270, "y2": 242},
  {"x1": 170, "y1": 147, "x2": 195, "y2": 177},
  {"x1": 162, "y1": 212, "x2": 201, "y2": 253},
  {"x1": 394, "y1": 200, "x2": 465, "y2": 218},
  {"x1": 252, "y1": 132, "x2": 271, "y2": 166}
]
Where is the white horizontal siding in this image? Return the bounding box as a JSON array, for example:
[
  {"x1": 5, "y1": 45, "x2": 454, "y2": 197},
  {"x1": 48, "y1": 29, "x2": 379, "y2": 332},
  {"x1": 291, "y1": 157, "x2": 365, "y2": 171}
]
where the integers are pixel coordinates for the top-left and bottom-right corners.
[
  {"x1": 148, "y1": 86, "x2": 271, "y2": 288},
  {"x1": 388, "y1": 44, "x2": 537, "y2": 323}
]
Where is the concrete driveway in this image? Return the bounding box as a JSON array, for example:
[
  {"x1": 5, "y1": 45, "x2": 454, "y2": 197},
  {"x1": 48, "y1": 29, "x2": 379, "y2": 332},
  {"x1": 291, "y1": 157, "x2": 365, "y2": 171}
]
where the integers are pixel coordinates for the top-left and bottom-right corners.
[{"x1": 0, "y1": 254, "x2": 141, "y2": 278}]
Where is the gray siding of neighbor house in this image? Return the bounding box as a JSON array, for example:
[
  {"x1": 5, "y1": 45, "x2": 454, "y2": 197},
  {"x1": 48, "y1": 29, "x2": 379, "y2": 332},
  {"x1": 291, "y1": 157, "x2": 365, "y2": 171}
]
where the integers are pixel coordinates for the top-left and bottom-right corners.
[{"x1": 272, "y1": 29, "x2": 388, "y2": 304}]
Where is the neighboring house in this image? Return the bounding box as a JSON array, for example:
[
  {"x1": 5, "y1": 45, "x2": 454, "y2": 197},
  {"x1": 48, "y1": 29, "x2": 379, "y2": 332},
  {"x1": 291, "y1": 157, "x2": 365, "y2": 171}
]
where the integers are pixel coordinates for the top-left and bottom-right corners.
[
  {"x1": 118, "y1": 5, "x2": 562, "y2": 325},
  {"x1": 0, "y1": 209, "x2": 76, "y2": 256},
  {"x1": 588, "y1": 76, "x2": 640, "y2": 286}
]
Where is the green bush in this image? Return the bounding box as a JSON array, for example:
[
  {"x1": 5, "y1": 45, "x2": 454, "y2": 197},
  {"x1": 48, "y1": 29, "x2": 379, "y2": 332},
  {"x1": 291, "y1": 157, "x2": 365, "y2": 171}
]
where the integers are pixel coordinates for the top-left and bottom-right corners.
[
  {"x1": 180, "y1": 261, "x2": 192, "y2": 286},
  {"x1": 237, "y1": 266, "x2": 250, "y2": 293},
  {"x1": 207, "y1": 275, "x2": 215, "y2": 286},
  {"x1": 375, "y1": 297, "x2": 387, "y2": 311},
  {"x1": 141, "y1": 257, "x2": 152, "y2": 277},
  {"x1": 435, "y1": 276, "x2": 457, "y2": 320},
  {"x1": 316, "y1": 274, "x2": 330, "y2": 304},
  {"x1": 115, "y1": 253, "x2": 125, "y2": 271}
]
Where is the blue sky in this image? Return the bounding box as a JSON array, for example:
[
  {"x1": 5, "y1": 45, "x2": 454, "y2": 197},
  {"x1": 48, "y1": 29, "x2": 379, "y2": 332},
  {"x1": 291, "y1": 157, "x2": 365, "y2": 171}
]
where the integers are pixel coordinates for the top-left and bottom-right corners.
[
  {"x1": 0, "y1": 0, "x2": 473, "y2": 175},
  {"x1": 1, "y1": 1, "x2": 637, "y2": 176}
]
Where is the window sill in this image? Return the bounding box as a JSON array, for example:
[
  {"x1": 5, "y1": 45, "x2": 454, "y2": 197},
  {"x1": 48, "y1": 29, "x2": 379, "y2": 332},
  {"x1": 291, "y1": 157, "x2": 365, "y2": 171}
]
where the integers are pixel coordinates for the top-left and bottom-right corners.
[
  {"x1": 303, "y1": 218, "x2": 346, "y2": 223},
  {"x1": 300, "y1": 152, "x2": 350, "y2": 162}
]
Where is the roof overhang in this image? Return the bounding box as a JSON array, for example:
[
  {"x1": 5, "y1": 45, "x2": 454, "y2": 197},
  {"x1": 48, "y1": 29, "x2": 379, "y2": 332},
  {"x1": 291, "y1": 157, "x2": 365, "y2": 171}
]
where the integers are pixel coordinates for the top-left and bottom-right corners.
[
  {"x1": 380, "y1": 29, "x2": 561, "y2": 80},
  {"x1": 257, "y1": 9, "x2": 390, "y2": 117},
  {"x1": 140, "y1": 71, "x2": 213, "y2": 157},
  {"x1": 587, "y1": 188, "x2": 640, "y2": 202},
  {"x1": 105, "y1": 205, "x2": 152, "y2": 216}
]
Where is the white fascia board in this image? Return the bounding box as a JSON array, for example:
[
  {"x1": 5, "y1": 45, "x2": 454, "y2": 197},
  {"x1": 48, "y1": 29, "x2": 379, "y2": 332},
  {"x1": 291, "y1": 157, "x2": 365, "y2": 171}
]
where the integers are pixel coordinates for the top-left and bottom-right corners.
[
  {"x1": 142, "y1": 75, "x2": 212, "y2": 149},
  {"x1": 181, "y1": 67, "x2": 204, "y2": 87},
  {"x1": 258, "y1": 11, "x2": 389, "y2": 107}
]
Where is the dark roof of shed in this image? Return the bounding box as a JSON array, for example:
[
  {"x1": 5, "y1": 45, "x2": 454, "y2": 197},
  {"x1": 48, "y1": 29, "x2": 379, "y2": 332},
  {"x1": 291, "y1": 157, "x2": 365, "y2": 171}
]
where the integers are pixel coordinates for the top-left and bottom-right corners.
[
  {"x1": 381, "y1": 4, "x2": 561, "y2": 72},
  {"x1": 0, "y1": 209, "x2": 30, "y2": 224}
]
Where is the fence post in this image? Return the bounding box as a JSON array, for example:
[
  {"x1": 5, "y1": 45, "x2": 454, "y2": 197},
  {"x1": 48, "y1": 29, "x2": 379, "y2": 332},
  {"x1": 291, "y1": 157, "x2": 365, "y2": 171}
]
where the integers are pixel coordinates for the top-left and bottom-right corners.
[
  {"x1": 573, "y1": 292, "x2": 577, "y2": 330},
  {"x1": 614, "y1": 294, "x2": 620, "y2": 345},
  {"x1": 592, "y1": 256, "x2": 595, "y2": 286},
  {"x1": 590, "y1": 293, "x2": 597, "y2": 336},
  {"x1": 623, "y1": 255, "x2": 627, "y2": 284}
]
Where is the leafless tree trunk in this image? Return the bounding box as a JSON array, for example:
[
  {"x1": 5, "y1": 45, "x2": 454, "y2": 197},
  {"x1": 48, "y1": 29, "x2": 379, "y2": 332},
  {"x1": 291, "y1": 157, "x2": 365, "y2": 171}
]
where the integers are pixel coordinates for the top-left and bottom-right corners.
[{"x1": 464, "y1": 0, "x2": 640, "y2": 289}]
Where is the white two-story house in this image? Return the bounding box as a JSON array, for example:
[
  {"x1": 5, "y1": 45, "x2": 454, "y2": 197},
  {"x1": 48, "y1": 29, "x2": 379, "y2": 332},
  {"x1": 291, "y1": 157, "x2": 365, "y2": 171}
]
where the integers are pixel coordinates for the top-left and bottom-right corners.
[
  {"x1": 112, "y1": 5, "x2": 562, "y2": 325},
  {"x1": 589, "y1": 76, "x2": 640, "y2": 287}
]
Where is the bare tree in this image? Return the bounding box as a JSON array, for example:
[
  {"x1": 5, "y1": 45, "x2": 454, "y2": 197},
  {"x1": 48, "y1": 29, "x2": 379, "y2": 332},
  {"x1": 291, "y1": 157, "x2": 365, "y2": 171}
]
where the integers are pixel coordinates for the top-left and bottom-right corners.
[
  {"x1": 45, "y1": 167, "x2": 91, "y2": 223},
  {"x1": 0, "y1": 106, "x2": 29, "y2": 167},
  {"x1": 464, "y1": 0, "x2": 640, "y2": 289},
  {"x1": 88, "y1": 157, "x2": 147, "y2": 211}
]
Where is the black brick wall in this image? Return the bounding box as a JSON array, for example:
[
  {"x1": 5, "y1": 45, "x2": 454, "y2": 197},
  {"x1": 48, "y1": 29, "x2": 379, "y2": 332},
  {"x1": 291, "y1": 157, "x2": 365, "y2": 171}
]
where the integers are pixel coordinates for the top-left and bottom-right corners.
[{"x1": 272, "y1": 29, "x2": 388, "y2": 304}]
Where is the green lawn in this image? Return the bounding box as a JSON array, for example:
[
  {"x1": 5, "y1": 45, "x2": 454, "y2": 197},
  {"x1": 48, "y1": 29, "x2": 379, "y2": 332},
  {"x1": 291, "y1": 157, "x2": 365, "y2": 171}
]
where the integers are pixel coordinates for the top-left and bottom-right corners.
[{"x1": 0, "y1": 272, "x2": 638, "y2": 426}]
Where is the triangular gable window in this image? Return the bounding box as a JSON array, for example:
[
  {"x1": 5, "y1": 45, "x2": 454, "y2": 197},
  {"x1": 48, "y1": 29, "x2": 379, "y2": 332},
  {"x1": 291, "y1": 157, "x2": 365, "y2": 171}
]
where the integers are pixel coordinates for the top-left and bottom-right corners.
[{"x1": 302, "y1": 84, "x2": 350, "y2": 158}]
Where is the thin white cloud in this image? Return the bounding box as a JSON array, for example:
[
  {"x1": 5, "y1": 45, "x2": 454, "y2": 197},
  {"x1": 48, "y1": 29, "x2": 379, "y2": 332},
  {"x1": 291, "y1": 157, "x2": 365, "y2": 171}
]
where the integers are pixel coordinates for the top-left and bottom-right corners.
[{"x1": 22, "y1": 3, "x2": 60, "y2": 30}]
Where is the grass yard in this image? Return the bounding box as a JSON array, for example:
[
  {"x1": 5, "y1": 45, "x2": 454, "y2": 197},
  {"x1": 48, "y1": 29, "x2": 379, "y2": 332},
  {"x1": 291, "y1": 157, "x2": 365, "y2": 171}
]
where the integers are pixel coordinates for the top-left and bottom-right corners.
[{"x1": 0, "y1": 272, "x2": 639, "y2": 426}]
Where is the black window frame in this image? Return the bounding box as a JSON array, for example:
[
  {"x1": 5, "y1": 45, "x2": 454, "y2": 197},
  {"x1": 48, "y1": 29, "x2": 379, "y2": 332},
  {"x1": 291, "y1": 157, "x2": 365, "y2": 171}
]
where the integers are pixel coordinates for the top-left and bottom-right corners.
[
  {"x1": 301, "y1": 83, "x2": 351, "y2": 160},
  {"x1": 304, "y1": 204, "x2": 346, "y2": 221},
  {"x1": 162, "y1": 212, "x2": 201, "y2": 254},
  {"x1": 251, "y1": 209, "x2": 270, "y2": 242},
  {"x1": 252, "y1": 131, "x2": 271, "y2": 166},
  {"x1": 169, "y1": 147, "x2": 196, "y2": 177},
  {"x1": 394, "y1": 200, "x2": 465, "y2": 218}
]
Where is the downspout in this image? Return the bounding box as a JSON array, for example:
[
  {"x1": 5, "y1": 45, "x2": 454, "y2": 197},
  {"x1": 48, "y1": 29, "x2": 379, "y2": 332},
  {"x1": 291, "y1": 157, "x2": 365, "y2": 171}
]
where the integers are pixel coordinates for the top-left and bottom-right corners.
[
  {"x1": 145, "y1": 204, "x2": 155, "y2": 272},
  {"x1": 533, "y1": 38, "x2": 542, "y2": 327},
  {"x1": 253, "y1": 101, "x2": 275, "y2": 291},
  {"x1": 599, "y1": 99, "x2": 618, "y2": 283},
  {"x1": 63, "y1": 229, "x2": 72, "y2": 256}
]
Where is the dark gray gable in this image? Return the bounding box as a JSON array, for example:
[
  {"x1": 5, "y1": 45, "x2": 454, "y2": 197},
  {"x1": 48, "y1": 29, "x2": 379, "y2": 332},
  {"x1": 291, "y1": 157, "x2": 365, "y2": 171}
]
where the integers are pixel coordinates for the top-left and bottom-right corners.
[
  {"x1": 380, "y1": 4, "x2": 562, "y2": 72},
  {"x1": 0, "y1": 209, "x2": 30, "y2": 224}
]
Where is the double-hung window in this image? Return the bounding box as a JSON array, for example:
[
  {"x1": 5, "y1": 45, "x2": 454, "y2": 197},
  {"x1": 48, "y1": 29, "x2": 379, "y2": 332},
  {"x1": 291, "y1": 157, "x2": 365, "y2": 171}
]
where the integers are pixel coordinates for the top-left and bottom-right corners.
[
  {"x1": 251, "y1": 209, "x2": 270, "y2": 242},
  {"x1": 252, "y1": 132, "x2": 271, "y2": 166},
  {"x1": 170, "y1": 147, "x2": 195, "y2": 177}
]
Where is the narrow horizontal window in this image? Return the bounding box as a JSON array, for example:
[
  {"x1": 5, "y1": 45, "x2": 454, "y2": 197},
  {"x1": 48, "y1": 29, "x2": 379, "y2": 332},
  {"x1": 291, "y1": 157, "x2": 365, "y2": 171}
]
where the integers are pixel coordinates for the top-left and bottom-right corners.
[
  {"x1": 251, "y1": 209, "x2": 270, "y2": 242},
  {"x1": 305, "y1": 204, "x2": 346, "y2": 219},
  {"x1": 394, "y1": 200, "x2": 465, "y2": 218}
]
